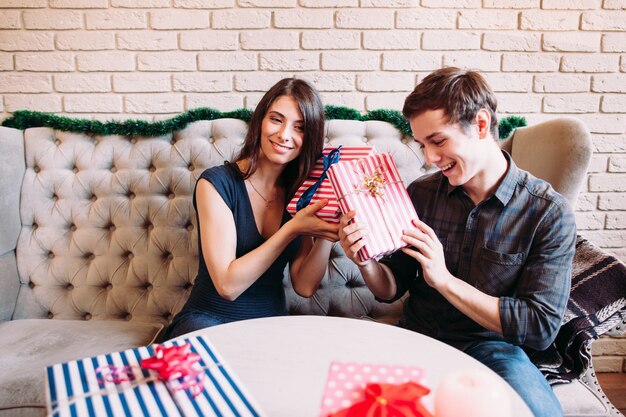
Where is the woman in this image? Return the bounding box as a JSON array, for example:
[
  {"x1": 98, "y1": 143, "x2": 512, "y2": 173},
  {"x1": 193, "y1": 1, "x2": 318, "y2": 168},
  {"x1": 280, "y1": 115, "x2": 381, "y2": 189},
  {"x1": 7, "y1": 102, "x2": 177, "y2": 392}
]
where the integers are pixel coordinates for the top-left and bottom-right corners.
[{"x1": 160, "y1": 78, "x2": 338, "y2": 340}]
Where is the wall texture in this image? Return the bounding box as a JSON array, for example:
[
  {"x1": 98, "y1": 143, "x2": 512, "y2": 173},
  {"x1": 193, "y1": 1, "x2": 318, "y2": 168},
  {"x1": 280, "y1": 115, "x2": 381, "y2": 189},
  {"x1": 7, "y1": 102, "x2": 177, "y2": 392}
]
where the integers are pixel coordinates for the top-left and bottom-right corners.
[{"x1": 0, "y1": 0, "x2": 624, "y2": 371}]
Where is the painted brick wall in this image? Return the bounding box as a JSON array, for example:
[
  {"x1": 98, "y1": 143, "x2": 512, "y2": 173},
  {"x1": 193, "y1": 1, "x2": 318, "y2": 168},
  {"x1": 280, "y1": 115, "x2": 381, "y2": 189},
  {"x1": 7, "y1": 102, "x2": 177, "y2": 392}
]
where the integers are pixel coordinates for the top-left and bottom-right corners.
[{"x1": 0, "y1": 1, "x2": 624, "y2": 371}]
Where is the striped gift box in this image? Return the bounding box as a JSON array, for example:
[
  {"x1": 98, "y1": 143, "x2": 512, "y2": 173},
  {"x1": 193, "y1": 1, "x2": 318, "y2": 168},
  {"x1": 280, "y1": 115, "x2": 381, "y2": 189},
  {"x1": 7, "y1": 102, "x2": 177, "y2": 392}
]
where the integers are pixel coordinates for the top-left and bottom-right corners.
[
  {"x1": 287, "y1": 146, "x2": 377, "y2": 223},
  {"x1": 327, "y1": 153, "x2": 418, "y2": 261},
  {"x1": 45, "y1": 336, "x2": 265, "y2": 417}
]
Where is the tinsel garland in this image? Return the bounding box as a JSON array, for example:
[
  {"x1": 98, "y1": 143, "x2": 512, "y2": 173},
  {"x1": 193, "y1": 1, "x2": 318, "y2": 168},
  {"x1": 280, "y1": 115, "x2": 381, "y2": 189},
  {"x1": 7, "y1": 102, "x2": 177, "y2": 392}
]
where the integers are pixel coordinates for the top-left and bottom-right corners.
[
  {"x1": 498, "y1": 115, "x2": 527, "y2": 139},
  {"x1": 1, "y1": 106, "x2": 525, "y2": 140}
]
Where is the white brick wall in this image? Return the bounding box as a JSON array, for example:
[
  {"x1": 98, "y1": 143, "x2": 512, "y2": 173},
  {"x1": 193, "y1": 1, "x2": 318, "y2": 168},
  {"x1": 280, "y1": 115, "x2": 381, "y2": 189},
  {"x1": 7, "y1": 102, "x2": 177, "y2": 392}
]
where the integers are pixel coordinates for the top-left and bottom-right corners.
[{"x1": 0, "y1": 1, "x2": 625, "y2": 369}]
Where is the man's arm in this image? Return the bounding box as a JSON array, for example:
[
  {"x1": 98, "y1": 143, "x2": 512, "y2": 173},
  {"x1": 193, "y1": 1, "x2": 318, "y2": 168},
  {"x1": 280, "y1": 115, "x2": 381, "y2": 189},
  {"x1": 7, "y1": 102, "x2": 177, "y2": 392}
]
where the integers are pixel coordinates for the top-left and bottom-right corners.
[
  {"x1": 498, "y1": 201, "x2": 576, "y2": 350},
  {"x1": 338, "y1": 210, "x2": 406, "y2": 301}
]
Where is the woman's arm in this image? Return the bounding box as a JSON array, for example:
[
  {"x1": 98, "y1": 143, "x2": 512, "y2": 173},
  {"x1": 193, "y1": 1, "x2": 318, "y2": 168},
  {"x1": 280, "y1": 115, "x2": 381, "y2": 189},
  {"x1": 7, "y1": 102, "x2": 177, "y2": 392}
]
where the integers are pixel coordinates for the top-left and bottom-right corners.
[
  {"x1": 289, "y1": 236, "x2": 334, "y2": 298},
  {"x1": 198, "y1": 180, "x2": 299, "y2": 301},
  {"x1": 199, "y1": 181, "x2": 339, "y2": 301}
]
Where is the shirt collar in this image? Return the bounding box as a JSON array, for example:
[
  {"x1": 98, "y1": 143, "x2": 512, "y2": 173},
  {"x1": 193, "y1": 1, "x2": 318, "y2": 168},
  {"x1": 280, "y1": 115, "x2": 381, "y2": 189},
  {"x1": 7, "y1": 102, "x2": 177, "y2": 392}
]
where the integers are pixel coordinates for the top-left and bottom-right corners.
[{"x1": 446, "y1": 150, "x2": 520, "y2": 206}]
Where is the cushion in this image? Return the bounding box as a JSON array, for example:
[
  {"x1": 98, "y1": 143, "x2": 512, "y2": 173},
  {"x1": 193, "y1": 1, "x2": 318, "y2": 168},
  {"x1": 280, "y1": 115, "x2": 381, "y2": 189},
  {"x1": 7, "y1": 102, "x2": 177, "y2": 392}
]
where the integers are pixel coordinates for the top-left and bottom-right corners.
[{"x1": 0, "y1": 319, "x2": 162, "y2": 415}]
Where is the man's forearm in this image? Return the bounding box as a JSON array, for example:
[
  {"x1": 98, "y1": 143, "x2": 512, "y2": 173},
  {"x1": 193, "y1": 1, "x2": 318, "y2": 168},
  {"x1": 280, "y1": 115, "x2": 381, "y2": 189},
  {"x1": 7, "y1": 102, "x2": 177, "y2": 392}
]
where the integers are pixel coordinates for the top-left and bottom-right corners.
[{"x1": 358, "y1": 260, "x2": 397, "y2": 301}]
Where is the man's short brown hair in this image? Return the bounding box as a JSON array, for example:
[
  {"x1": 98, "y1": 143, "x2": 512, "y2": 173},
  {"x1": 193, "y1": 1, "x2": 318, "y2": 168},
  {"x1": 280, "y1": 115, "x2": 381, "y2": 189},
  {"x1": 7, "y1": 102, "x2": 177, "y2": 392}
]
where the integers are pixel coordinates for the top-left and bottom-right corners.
[{"x1": 403, "y1": 67, "x2": 499, "y2": 138}]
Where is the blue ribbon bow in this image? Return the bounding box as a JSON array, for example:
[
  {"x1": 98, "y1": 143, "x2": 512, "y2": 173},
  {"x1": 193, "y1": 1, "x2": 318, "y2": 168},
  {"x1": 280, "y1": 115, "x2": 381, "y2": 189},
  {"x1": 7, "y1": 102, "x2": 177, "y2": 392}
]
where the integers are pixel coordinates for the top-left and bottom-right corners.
[{"x1": 296, "y1": 146, "x2": 342, "y2": 211}]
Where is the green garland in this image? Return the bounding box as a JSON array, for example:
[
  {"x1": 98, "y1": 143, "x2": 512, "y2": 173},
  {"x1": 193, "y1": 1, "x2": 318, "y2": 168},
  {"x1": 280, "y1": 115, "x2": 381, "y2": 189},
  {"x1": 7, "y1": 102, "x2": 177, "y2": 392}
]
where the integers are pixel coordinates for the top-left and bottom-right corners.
[
  {"x1": 1, "y1": 106, "x2": 525, "y2": 139},
  {"x1": 498, "y1": 115, "x2": 527, "y2": 140}
]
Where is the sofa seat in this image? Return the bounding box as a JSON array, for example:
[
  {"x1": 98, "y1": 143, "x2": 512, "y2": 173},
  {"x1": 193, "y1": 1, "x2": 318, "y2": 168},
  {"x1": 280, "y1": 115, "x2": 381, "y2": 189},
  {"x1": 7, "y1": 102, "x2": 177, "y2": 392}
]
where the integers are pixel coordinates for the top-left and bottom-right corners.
[{"x1": 0, "y1": 319, "x2": 161, "y2": 417}]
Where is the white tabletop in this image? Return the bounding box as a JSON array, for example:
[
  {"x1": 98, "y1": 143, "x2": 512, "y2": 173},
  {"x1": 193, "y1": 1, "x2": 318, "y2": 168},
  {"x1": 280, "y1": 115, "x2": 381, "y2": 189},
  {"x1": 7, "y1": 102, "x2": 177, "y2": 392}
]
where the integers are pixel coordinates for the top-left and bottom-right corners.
[{"x1": 182, "y1": 315, "x2": 533, "y2": 417}]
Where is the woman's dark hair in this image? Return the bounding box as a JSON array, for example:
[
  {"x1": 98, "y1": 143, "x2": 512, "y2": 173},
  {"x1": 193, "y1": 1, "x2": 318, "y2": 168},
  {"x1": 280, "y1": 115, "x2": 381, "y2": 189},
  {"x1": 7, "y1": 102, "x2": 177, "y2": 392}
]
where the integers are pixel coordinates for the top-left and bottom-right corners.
[
  {"x1": 402, "y1": 67, "x2": 499, "y2": 139},
  {"x1": 235, "y1": 78, "x2": 325, "y2": 202}
]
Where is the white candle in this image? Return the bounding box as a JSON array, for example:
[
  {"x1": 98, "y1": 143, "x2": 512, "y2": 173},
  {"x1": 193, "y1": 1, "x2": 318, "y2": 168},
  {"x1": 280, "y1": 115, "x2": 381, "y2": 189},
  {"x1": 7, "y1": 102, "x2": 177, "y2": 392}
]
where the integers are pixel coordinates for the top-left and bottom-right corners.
[{"x1": 434, "y1": 369, "x2": 512, "y2": 417}]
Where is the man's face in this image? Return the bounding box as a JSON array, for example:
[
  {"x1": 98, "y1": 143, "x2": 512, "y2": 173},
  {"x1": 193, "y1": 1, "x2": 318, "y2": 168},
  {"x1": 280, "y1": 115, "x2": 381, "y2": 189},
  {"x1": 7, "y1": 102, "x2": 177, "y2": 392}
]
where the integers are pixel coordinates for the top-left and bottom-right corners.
[{"x1": 409, "y1": 108, "x2": 488, "y2": 188}]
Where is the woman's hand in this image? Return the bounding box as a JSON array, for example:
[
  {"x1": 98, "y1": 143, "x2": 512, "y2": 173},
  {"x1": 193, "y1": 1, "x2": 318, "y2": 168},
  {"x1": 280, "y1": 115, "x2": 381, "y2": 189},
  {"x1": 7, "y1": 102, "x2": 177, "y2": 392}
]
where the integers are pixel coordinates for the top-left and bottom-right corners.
[{"x1": 290, "y1": 199, "x2": 339, "y2": 242}]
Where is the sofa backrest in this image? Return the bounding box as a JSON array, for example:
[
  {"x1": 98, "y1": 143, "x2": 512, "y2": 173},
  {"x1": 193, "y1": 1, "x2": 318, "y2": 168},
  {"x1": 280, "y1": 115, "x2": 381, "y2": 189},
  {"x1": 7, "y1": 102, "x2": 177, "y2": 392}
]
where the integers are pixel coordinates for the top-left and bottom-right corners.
[
  {"x1": 1, "y1": 119, "x2": 428, "y2": 324},
  {"x1": 499, "y1": 117, "x2": 592, "y2": 206}
]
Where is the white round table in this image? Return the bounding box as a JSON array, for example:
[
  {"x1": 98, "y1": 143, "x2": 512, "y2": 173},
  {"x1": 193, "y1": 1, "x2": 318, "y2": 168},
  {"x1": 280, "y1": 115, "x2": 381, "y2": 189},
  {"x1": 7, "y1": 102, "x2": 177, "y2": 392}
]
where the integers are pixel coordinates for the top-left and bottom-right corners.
[{"x1": 182, "y1": 315, "x2": 533, "y2": 417}]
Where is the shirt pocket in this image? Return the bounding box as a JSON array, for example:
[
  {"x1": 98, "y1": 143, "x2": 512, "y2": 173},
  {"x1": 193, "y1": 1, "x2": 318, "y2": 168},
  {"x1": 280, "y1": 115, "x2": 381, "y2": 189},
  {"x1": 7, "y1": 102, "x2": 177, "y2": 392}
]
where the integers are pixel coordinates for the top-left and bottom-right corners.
[{"x1": 477, "y1": 247, "x2": 525, "y2": 296}]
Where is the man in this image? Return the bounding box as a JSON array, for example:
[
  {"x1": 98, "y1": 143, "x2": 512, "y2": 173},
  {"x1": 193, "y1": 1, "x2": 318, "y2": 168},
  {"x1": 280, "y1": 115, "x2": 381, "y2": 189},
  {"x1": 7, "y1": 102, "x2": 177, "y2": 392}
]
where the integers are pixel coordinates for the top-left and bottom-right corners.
[{"x1": 338, "y1": 67, "x2": 576, "y2": 417}]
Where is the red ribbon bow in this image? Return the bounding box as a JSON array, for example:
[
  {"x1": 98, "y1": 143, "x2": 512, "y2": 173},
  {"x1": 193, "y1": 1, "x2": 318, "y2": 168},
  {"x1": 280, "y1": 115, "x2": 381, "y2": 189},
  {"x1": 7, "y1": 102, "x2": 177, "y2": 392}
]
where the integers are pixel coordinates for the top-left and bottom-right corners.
[
  {"x1": 140, "y1": 343, "x2": 205, "y2": 397},
  {"x1": 329, "y1": 382, "x2": 434, "y2": 417},
  {"x1": 141, "y1": 343, "x2": 201, "y2": 381}
]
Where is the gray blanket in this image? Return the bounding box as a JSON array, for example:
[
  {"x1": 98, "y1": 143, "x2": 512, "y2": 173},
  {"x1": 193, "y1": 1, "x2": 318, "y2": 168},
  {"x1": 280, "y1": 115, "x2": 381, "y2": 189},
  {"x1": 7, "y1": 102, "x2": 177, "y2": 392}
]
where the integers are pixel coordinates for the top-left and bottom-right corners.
[{"x1": 529, "y1": 236, "x2": 626, "y2": 384}]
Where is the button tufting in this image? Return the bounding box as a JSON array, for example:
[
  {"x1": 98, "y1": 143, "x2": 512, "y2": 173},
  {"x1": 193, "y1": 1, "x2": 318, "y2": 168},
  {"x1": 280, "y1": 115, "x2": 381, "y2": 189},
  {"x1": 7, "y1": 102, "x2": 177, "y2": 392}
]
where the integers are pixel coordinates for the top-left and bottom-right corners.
[
  {"x1": 149, "y1": 165, "x2": 156, "y2": 173},
  {"x1": 144, "y1": 283, "x2": 153, "y2": 291},
  {"x1": 109, "y1": 224, "x2": 116, "y2": 232},
  {"x1": 34, "y1": 166, "x2": 41, "y2": 173},
  {"x1": 48, "y1": 252, "x2": 55, "y2": 259},
  {"x1": 52, "y1": 194, "x2": 59, "y2": 202},
  {"x1": 127, "y1": 252, "x2": 134, "y2": 260},
  {"x1": 55, "y1": 139, "x2": 61, "y2": 146},
  {"x1": 91, "y1": 195, "x2": 97, "y2": 202},
  {"x1": 168, "y1": 193, "x2": 175, "y2": 200},
  {"x1": 72, "y1": 167, "x2": 78, "y2": 174},
  {"x1": 70, "y1": 224, "x2": 77, "y2": 232},
  {"x1": 86, "y1": 253, "x2": 95, "y2": 261},
  {"x1": 165, "y1": 253, "x2": 174, "y2": 261},
  {"x1": 188, "y1": 164, "x2": 194, "y2": 171},
  {"x1": 32, "y1": 223, "x2": 38, "y2": 230},
  {"x1": 130, "y1": 138, "x2": 137, "y2": 144},
  {"x1": 106, "y1": 283, "x2": 113, "y2": 290},
  {"x1": 186, "y1": 223, "x2": 194, "y2": 231},
  {"x1": 110, "y1": 166, "x2": 117, "y2": 173},
  {"x1": 362, "y1": 137, "x2": 368, "y2": 143},
  {"x1": 128, "y1": 192, "x2": 136, "y2": 200},
  {"x1": 84, "y1": 313, "x2": 92, "y2": 320},
  {"x1": 47, "y1": 312, "x2": 53, "y2": 319},
  {"x1": 163, "y1": 312, "x2": 173, "y2": 321},
  {"x1": 29, "y1": 281, "x2": 35, "y2": 289},
  {"x1": 146, "y1": 223, "x2": 154, "y2": 231},
  {"x1": 125, "y1": 313, "x2": 132, "y2": 321},
  {"x1": 66, "y1": 283, "x2": 74, "y2": 290}
]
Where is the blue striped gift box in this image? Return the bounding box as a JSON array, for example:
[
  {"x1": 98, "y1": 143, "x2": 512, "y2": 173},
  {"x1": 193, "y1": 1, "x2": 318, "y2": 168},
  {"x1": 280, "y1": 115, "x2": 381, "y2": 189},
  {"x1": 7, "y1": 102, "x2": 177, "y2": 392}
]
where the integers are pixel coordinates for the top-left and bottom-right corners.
[{"x1": 45, "y1": 336, "x2": 265, "y2": 417}]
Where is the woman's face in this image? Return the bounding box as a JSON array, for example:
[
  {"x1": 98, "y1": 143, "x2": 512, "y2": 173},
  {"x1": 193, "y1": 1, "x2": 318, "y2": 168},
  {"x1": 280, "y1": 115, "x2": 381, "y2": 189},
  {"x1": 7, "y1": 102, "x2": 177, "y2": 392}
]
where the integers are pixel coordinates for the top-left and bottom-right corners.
[{"x1": 259, "y1": 95, "x2": 305, "y2": 167}]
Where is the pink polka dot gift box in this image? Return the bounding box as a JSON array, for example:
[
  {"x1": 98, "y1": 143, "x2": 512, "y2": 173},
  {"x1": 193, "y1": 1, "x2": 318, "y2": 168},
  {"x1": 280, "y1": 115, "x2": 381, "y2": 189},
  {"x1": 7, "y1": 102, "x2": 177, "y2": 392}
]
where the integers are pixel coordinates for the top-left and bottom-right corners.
[{"x1": 318, "y1": 361, "x2": 434, "y2": 417}]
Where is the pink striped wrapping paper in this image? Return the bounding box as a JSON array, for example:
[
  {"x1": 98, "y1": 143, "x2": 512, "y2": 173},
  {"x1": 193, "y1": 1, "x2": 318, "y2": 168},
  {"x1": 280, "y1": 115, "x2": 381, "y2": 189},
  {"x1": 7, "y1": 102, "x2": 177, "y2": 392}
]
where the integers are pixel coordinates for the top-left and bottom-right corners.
[
  {"x1": 327, "y1": 153, "x2": 418, "y2": 261},
  {"x1": 287, "y1": 146, "x2": 377, "y2": 223}
]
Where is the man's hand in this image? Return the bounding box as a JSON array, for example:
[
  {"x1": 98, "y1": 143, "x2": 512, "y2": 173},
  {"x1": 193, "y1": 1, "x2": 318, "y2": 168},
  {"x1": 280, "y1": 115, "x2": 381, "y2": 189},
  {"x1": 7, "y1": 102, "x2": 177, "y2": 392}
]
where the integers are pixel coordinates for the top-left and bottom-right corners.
[
  {"x1": 400, "y1": 218, "x2": 453, "y2": 290},
  {"x1": 338, "y1": 210, "x2": 372, "y2": 267}
]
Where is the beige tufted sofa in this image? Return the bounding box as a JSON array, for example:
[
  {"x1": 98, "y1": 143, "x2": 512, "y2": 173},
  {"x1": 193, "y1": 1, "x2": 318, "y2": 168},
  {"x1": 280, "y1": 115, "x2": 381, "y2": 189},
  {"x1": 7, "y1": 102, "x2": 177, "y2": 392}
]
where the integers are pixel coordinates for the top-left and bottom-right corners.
[{"x1": 0, "y1": 117, "x2": 623, "y2": 417}]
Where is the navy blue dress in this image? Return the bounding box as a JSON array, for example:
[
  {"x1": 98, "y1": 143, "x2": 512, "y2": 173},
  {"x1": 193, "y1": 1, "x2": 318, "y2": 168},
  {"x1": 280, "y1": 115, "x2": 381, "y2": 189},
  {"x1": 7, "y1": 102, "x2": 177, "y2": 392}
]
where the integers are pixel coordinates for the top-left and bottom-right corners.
[{"x1": 160, "y1": 163, "x2": 300, "y2": 340}]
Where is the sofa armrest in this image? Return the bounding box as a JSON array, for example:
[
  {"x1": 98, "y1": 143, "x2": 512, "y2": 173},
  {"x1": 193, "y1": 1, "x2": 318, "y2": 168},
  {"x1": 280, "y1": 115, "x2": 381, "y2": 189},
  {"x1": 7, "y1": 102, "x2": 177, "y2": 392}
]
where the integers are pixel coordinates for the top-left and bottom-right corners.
[{"x1": 0, "y1": 126, "x2": 25, "y2": 321}]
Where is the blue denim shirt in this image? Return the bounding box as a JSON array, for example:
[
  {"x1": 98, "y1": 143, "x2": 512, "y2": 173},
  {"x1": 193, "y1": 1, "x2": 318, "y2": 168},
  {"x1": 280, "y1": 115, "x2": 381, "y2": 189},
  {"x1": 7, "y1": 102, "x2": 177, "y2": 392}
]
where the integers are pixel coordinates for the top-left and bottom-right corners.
[{"x1": 380, "y1": 151, "x2": 576, "y2": 351}]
